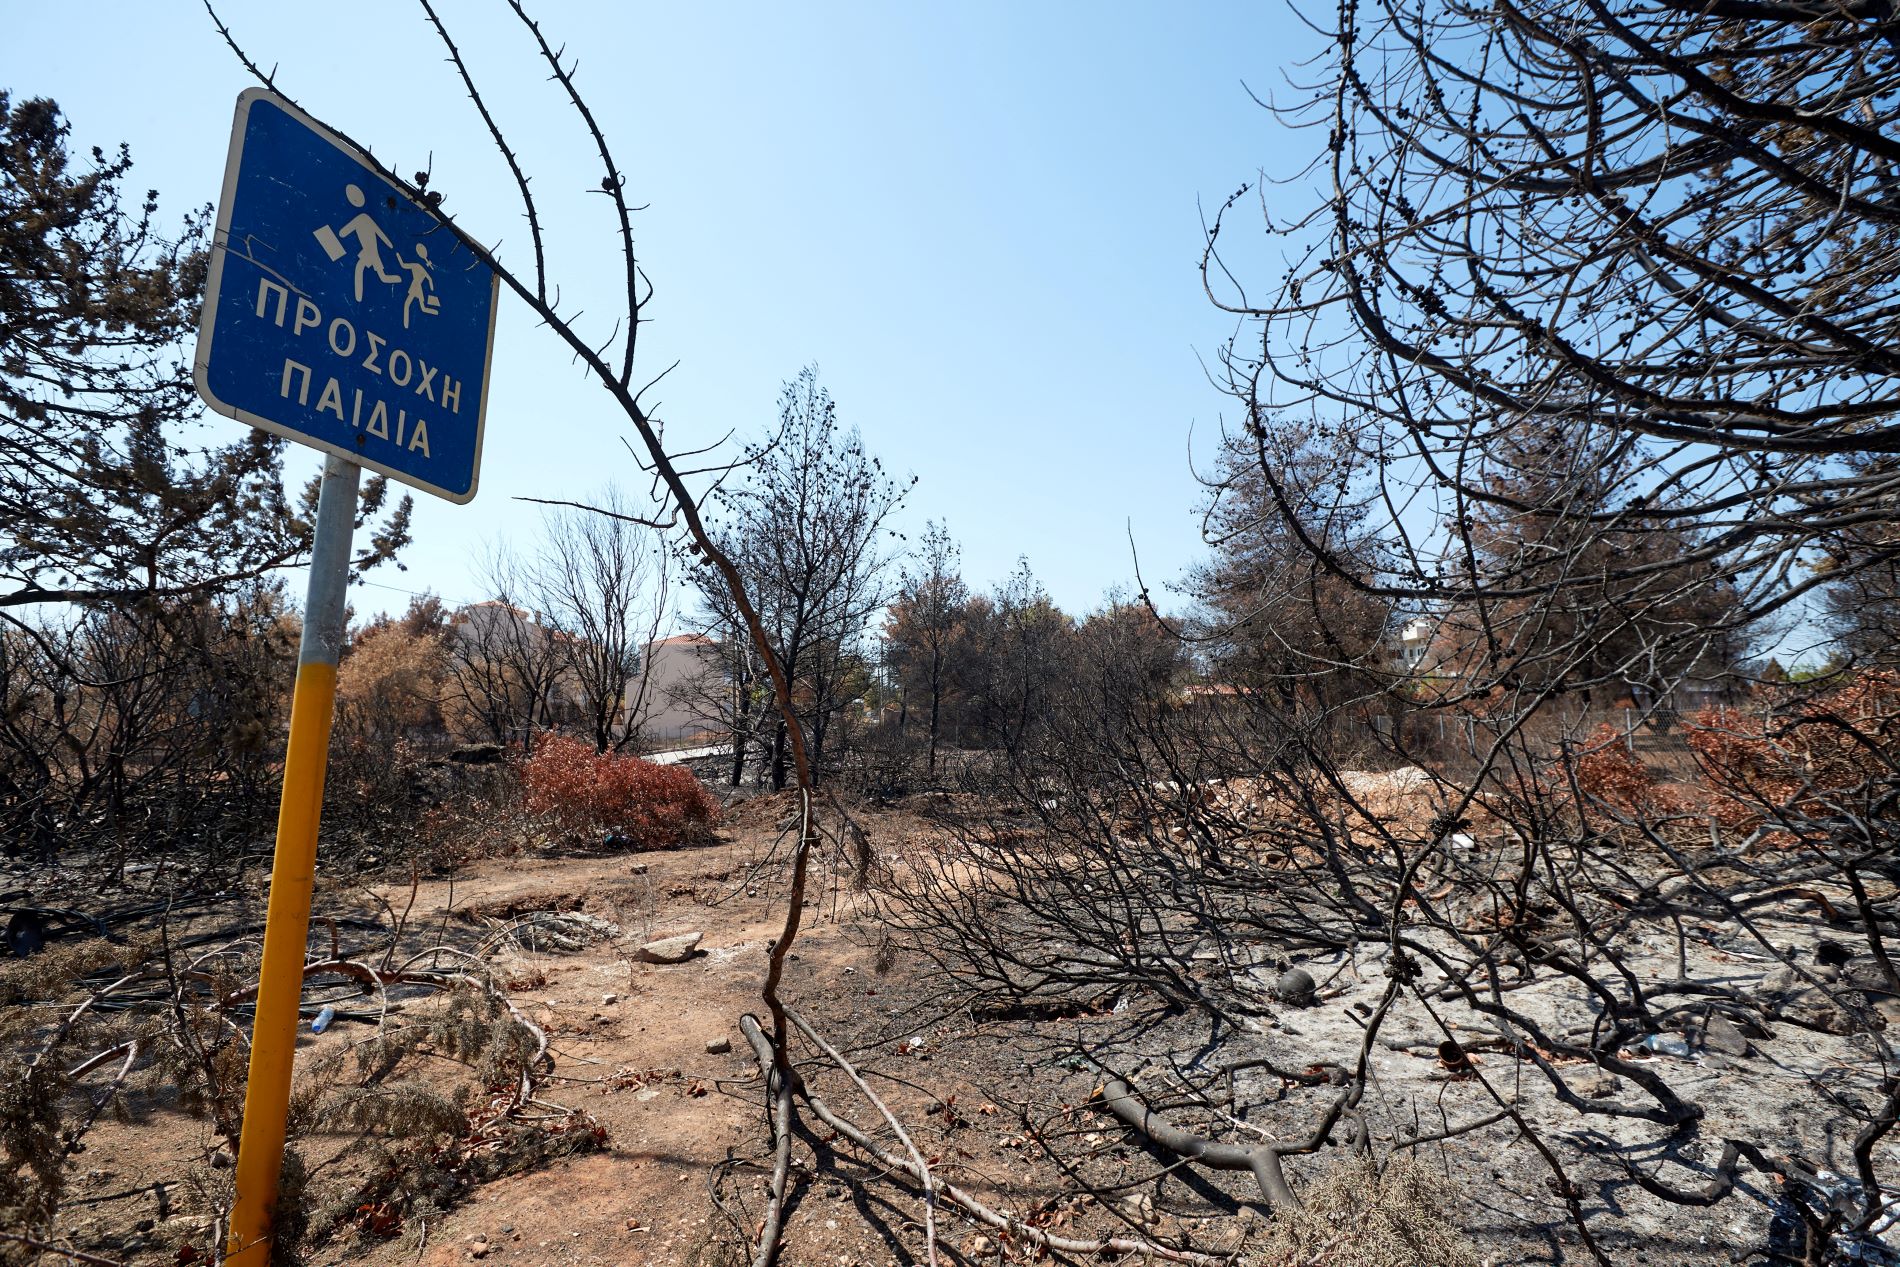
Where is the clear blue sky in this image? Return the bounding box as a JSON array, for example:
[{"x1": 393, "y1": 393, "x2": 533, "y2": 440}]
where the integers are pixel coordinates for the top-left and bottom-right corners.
[{"x1": 10, "y1": 2, "x2": 1319, "y2": 621}]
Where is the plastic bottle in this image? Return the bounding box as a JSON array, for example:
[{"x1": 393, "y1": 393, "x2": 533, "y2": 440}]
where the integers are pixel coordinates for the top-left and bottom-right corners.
[
  {"x1": 1637, "y1": 1033, "x2": 1691, "y2": 1057},
  {"x1": 311, "y1": 1005, "x2": 337, "y2": 1034}
]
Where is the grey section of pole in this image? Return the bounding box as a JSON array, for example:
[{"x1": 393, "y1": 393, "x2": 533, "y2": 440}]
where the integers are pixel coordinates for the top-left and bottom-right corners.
[{"x1": 299, "y1": 454, "x2": 361, "y2": 669}]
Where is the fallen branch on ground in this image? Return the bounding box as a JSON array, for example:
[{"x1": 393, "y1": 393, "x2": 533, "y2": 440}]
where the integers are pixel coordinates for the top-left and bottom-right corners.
[
  {"x1": 739, "y1": 1014, "x2": 1228, "y2": 1265},
  {"x1": 1092, "y1": 1076, "x2": 1349, "y2": 1213}
]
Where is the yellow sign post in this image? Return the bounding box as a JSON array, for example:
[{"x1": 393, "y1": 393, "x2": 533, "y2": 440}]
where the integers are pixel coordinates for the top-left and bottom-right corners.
[{"x1": 224, "y1": 454, "x2": 359, "y2": 1267}]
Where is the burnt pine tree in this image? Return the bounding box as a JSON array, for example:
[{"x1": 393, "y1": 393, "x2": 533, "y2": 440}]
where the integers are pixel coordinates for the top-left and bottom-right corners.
[
  {"x1": 695, "y1": 367, "x2": 909, "y2": 789},
  {"x1": 1190, "y1": 428, "x2": 1390, "y2": 714},
  {"x1": 1459, "y1": 416, "x2": 1746, "y2": 711},
  {"x1": 0, "y1": 94, "x2": 410, "y2": 614},
  {"x1": 1202, "y1": 1, "x2": 1900, "y2": 684},
  {"x1": 883, "y1": 520, "x2": 968, "y2": 774},
  {"x1": 956, "y1": 559, "x2": 1072, "y2": 762}
]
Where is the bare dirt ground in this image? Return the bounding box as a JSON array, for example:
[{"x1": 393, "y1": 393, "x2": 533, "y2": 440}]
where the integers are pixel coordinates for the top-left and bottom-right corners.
[
  {"x1": 42, "y1": 790, "x2": 1900, "y2": 1267},
  {"x1": 60, "y1": 799, "x2": 1046, "y2": 1267}
]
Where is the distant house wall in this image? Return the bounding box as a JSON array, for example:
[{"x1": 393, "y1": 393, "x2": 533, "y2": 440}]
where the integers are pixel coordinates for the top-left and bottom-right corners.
[
  {"x1": 1397, "y1": 615, "x2": 1436, "y2": 672},
  {"x1": 626, "y1": 634, "x2": 723, "y2": 746},
  {"x1": 449, "y1": 599, "x2": 536, "y2": 646},
  {"x1": 446, "y1": 600, "x2": 586, "y2": 731},
  {"x1": 449, "y1": 609, "x2": 734, "y2": 747}
]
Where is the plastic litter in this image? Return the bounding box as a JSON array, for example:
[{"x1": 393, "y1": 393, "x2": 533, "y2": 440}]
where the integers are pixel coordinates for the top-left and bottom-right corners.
[
  {"x1": 1635, "y1": 1033, "x2": 1692, "y2": 1057},
  {"x1": 310, "y1": 1005, "x2": 336, "y2": 1034}
]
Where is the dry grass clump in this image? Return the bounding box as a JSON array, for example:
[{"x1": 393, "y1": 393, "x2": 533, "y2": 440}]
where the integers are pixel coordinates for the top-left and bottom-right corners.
[
  {"x1": 0, "y1": 935, "x2": 159, "y2": 1255},
  {"x1": 1249, "y1": 1155, "x2": 1481, "y2": 1267}
]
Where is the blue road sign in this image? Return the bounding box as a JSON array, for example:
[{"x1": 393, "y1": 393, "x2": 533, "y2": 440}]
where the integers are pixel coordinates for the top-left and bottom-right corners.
[{"x1": 195, "y1": 89, "x2": 498, "y2": 503}]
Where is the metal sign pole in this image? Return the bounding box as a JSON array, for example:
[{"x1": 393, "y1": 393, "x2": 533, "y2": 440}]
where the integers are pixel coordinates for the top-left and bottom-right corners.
[{"x1": 226, "y1": 452, "x2": 360, "y2": 1267}]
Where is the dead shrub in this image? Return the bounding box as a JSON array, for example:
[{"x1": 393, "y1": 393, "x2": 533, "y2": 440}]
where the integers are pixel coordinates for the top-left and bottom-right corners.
[
  {"x1": 410, "y1": 761, "x2": 542, "y2": 871},
  {"x1": 1686, "y1": 671, "x2": 1900, "y2": 836},
  {"x1": 0, "y1": 936, "x2": 161, "y2": 1256},
  {"x1": 521, "y1": 734, "x2": 720, "y2": 846},
  {"x1": 1247, "y1": 1155, "x2": 1481, "y2": 1267},
  {"x1": 1572, "y1": 723, "x2": 1664, "y2": 814}
]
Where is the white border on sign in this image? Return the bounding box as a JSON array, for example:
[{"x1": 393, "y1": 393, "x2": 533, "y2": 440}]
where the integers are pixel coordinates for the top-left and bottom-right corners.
[{"x1": 193, "y1": 87, "x2": 498, "y2": 506}]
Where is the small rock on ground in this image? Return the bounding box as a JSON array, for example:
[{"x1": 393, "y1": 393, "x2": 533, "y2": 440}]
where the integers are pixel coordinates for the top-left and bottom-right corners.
[
  {"x1": 1275, "y1": 966, "x2": 1317, "y2": 1005},
  {"x1": 636, "y1": 931, "x2": 704, "y2": 963},
  {"x1": 1698, "y1": 1014, "x2": 1752, "y2": 1057}
]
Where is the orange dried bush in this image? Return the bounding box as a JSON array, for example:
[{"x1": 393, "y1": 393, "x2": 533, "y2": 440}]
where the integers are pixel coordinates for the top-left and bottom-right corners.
[
  {"x1": 1685, "y1": 672, "x2": 1900, "y2": 836},
  {"x1": 1572, "y1": 723, "x2": 1662, "y2": 814},
  {"x1": 1562, "y1": 724, "x2": 1704, "y2": 832},
  {"x1": 521, "y1": 734, "x2": 719, "y2": 846}
]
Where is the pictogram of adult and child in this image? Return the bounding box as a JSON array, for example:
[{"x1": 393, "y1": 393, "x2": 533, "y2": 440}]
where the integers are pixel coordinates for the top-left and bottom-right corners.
[{"x1": 312, "y1": 183, "x2": 441, "y2": 328}]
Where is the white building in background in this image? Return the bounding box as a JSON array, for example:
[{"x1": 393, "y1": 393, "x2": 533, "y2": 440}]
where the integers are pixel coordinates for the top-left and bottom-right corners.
[
  {"x1": 446, "y1": 599, "x2": 585, "y2": 727},
  {"x1": 1396, "y1": 615, "x2": 1438, "y2": 673},
  {"x1": 623, "y1": 633, "x2": 724, "y2": 748},
  {"x1": 446, "y1": 606, "x2": 727, "y2": 749}
]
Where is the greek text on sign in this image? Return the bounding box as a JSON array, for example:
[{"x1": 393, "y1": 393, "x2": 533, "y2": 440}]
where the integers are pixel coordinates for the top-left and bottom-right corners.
[{"x1": 194, "y1": 89, "x2": 498, "y2": 503}]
